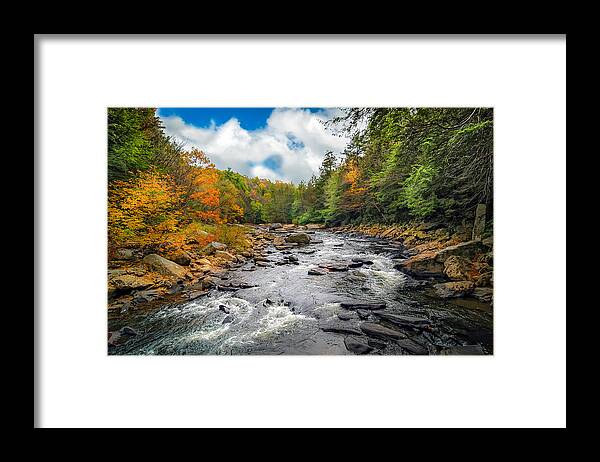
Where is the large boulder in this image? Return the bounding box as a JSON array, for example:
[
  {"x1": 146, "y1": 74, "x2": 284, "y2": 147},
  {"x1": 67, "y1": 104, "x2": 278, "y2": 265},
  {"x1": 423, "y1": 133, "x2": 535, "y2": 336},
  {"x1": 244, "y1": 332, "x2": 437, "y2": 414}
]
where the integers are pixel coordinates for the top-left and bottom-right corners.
[
  {"x1": 443, "y1": 255, "x2": 473, "y2": 281},
  {"x1": 285, "y1": 233, "x2": 311, "y2": 245},
  {"x1": 397, "y1": 240, "x2": 486, "y2": 278},
  {"x1": 201, "y1": 241, "x2": 228, "y2": 255},
  {"x1": 433, "y1": 281, "x2": 475, "y2": 298},
  {"x1": 344, "y1": 336, "x2": 373, "y2": 355},
  {"x1": 164, "y1": 249, "x2": 192, "y2": 266},
  {"x1": 142, "y1": 254, "x2": 187, "y2": 279},
  {"x1": 435, "y1": 240, "x2": 486, "y2": 262},
  {"x1": 396, "y1": 252, "x2": 444, "y2": 277}
]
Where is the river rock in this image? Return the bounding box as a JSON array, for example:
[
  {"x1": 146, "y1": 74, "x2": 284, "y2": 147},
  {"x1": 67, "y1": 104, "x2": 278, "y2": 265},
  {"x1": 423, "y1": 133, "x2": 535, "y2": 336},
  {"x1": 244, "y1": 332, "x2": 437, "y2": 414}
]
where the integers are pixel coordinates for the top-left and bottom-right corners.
[
  {"x1": 396, "y1": 252, "x2": 444, "y2": 277},
  {"x1": 185, "y1": 289, "x2": 207, "y2": 300},
  {"x1": 344, "y1": 336, "x2": 373, "y2": 355},
  {"x1": 308, "y1": 268, "x2": 328, "y2": 276},
  {"x1": 396, "y1": 338, "x2": 428, "y2": 355},
  {"x1": 348, "y1": 261, "x2": 364, "y2": 268},
  {"x1": 475, "y1": 271, "x2": 493, "y2": 287},
  {"x1": 219, "y1": 304, "x2": 230, "y2": 314},
  {"x1": 398, "y1": 240, "x2": 486, "y2": 278},
  {"x1": 285, "y1": 233, "x2": 311, "y2": 244},
  {"x1": 142, "y1": 254, "x2": 187, "y2": 279},
  {"x1": 439, "y1": 345, "x2": 486, "y2": 355},
  {"x1": 340, "y1": 302, "x2": 386, "y2": 310},
  {"x1": 164, "y1": 249, "x2": 192, "y2": 266},
  {"x1": 443, "y1": 255, "x2": 472, "y2": 281},
  {"x1": 319, "y1": 263, "x2": 349, "y2": 272},
  {"x1": 433, "y1": 281, "x2": 475, "y2": 298},
  {"x1": 222, "y1": 315, "x2": 233, "y2": 324},
  {"x1": 351, "y1": 258, "x2": 373, "y2": 265},
  {"x1": 109, "y1": 274, "x2": 154, "y2": 294},
  {"x1": 360, "y1": 322, "x2": 407, "y2": 340},
  {"x1": 320, "y1": 322, "x2": 362, "y2": 336},
  {"x1": 201, "y1": 241, "x2": 228, "y2": 255},
  {"x1": 374, "y1": 312, "x2": 431, "y2": 329},
  {"x1": 435, "y1": 240, "x2": 486, "y2": 262},
  {"x1": 472, "y1": 287, "x2": 493, "y2": 302},
  {"x1": 269, "y1": 223, "x2": 283, "y2": 230},
  {"x1": 114, "y1": 248, "x2": 138, "y2": 261},
  {"x1": 356, "y1": 309, "x2": 371, "y2": 320},
  {"x1": 337, "y1": 312, "x2": 356, "y2": 321},
  {"x1": 215, "y1": 250, "x2": 236, "y2": 261}
]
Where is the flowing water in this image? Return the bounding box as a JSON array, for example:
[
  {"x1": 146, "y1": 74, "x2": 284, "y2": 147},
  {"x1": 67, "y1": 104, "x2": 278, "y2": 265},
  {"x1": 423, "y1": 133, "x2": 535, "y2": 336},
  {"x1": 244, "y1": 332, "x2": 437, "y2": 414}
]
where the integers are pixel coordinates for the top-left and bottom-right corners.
[{"x1": 108, "y1": 230, "x2": 493, "y2": 355}]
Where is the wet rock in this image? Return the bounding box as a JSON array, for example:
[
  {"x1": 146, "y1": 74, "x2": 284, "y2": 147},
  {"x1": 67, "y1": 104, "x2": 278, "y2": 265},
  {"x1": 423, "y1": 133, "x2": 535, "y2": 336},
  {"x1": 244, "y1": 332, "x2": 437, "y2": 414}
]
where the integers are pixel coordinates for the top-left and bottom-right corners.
[
  {"x1": 285, "y1": 233, "x2": 311, "y2": 244},
  {"x1": 360, "y1": 322, "x2": 407, "y2": 340},
  {"x1": 374, "y1": 312, "x2": 431, "y2": 329},
  {"x1": 256, "y1": 261, "x2": 271, "y2": 267},
  {"x1": 433, "y1": 281, "x2": 475, "y2": 298},
  {"x1": 344, "y1": 336, "x2": 373, "y2": 355},
  {"x1": 132, "y1": 289, "x2": 162, "y2": 304},
  {"x1": 287, "y1": 255, "x2": 298, "y2": 262},
  {"x1": 142, "y1": 254, "x2": 187, "y2": 279},
  {"x1": 443, "y1": 255, "x2": 472, "y2": 281},
  {"x1": 308, "y1": 268, "x2": 328, "y2": 276},
  {"x1": 320, "y1": 322, "x2": 362, "y2": 336},
  {"x1": 201, "y1": 241, "x2": 228, "y2": 255},
  {"x1": 222, "y1": 315, "x2": 233, "y2": 324},
  {"x1": 120, "y1": 326, "x2": 138, "y2": 336},
  {"x1": 367, "y1": 338, "x2": 387, "y2": 350},
  {"x1": 439, "y1": 345, "x2": 486, "y2": 355},
  {"x1": 348, "y1": 261, "x2": 364, "y2": 268},
  {"x1": 187, "y1": 290, "x2": 208, "y2": 300},
  {"x1": 337, "y1": 312, "x2": 356, "y2": 321},
  {"x1": 109, "y1": 326, "x2": 138, "y2": 346},
  {"x1": 200, "y1": 276, "x2": 218, "y2": 289},
  {"x1": 319, "y1": 263, "x2": 349, "y2": 272},
  {"x1": 472, "y1": 287, "x2": 493, "y2": 303},
  {"x1": 340, "y1": 302, "x2": 386, "y2": 310},
  {"x1": 356, "y1": 309, "x2": 371, "y2": 320},
  {"x1": 396, "y1": 338, "x2": 428, "y2": 355},
  {"x1": 351, "y1": 258, "x2": 373, "y2": 265},
  {"x1": 269, "y1": 223, "x2": 283, "y2": 230},
  {"x1": 219, "y1": 304, "x2": 230, "y2": 314}
]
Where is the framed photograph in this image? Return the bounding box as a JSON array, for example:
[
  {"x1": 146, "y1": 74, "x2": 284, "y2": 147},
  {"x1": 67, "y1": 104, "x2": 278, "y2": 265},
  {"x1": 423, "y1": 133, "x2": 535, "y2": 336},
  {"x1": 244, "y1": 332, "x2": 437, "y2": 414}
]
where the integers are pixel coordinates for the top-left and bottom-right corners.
[{"x1": 35, "y1": 34, "x2": 566, "y2": 428}]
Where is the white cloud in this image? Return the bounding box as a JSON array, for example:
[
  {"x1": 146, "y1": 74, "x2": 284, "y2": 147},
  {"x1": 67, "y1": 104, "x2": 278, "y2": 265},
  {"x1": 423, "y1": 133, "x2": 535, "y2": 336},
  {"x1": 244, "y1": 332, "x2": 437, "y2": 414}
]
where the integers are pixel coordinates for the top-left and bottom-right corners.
[{"x1": 158, "y1": 108, "x2": 350, "y2": 183}]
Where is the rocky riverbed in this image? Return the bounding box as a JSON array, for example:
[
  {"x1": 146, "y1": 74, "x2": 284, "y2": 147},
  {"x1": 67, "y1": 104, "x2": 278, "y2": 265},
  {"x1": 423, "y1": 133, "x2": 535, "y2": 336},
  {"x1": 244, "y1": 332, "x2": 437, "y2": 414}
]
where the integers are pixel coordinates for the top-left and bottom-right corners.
[{"x1": 108, "y1": 223, "x2": 493, "y2": 355}]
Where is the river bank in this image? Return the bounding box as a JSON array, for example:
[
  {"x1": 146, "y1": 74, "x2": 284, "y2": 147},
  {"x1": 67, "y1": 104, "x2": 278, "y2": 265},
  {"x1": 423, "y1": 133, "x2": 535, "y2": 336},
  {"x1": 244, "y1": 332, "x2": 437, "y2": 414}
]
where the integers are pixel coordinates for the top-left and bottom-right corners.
[{"x1": 107, "y1": 222, "x2": 493, "y2": 354}]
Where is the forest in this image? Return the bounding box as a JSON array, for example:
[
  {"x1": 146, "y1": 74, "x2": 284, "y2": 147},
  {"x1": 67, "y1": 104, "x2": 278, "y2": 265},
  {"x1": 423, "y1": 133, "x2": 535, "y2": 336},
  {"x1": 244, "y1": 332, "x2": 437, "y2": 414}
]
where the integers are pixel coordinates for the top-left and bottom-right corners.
[{"x1": 108, "y1": 107, "x2": 493, "y2": 257}]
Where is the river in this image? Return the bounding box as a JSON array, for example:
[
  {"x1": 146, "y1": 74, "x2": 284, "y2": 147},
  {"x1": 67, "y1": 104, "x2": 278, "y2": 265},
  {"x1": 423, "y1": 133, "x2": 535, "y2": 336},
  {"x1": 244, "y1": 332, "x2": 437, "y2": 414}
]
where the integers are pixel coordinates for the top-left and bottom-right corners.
[{"x1": 108, "y1": 228, "x2": 493, "y2": 355}]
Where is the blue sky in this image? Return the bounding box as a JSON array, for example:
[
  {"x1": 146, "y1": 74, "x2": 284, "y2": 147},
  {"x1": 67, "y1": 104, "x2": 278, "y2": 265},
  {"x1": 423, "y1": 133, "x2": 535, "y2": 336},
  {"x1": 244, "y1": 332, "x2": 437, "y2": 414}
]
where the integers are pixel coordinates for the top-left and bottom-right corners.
[
  {"x1": 158, "y1": 108, "x2": 323, "y2": 131},
  {"x1": 157, "y1": 107, "x2": 349, "y2": 183}
]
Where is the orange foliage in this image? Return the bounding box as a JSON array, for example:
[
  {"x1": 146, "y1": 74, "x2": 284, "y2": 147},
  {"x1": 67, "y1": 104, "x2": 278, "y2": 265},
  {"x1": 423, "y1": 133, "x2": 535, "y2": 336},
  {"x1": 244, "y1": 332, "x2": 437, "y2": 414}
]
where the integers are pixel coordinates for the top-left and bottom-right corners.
[
  {"x1": 342, "y1": 159, "x2": 367, "y2": 211},
  {"x1": 108, "y1": 168, "x2": 183, "y2": 249}
]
